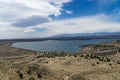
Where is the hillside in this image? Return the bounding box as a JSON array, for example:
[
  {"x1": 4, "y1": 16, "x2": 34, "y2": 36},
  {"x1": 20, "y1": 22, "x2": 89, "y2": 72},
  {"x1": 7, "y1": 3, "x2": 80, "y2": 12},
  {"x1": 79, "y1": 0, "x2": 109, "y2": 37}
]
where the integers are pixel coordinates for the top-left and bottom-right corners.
[{"x1": 0, "y1": 40, "x2": 120, "y2": 80}]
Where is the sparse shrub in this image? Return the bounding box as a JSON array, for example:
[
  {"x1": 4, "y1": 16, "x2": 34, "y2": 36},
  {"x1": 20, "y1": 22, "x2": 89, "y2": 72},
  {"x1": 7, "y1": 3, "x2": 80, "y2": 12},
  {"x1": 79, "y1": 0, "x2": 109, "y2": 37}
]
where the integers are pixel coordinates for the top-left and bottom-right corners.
[
  {"x1": 70, "y1": 73, "x2": 86, "y2": 80},
  {"x1": 40, "y1": 67, "x2": 49, "y2": 75},
  {"x1": 91, "y1": 63, "x2": 96, "y2": 66},
  {"x1": 26, "y1": 64, "x2": 40, "y2": 76},
  {"x1": 113, "y1": 60, "x2": 115, "y2": 62},
  {"x1": 36, "y1": 51, "x2": 68, "y2": 58},
  {"x1": 98, "y1": 57, "x2": 105, "y2": 61},
  {"x1": 37, "y1": 72, "x2": 42, "y2": 78},
  {"x1": 117, "y1": 61, "x2": 120, "y2": 64},
  {"x1": 16, "y1": 70, "x2": 20, "y2": 73},
  {"x1": 97, "y1": 62, "x2": 100, "y2": 64},
  {"x1": 68, "y1": 54, "x2": 72, "y2": 57},
  {"x1": 29, "y1": 65, "x2": 39, "y2": 72},
  {"x1": 26, "y1": 68, "x2": 32, "y2": 75},
  {"x1": 29, "y1": 77, "x2": 35, "y2": 80},
  {"x1": 27, "y1": 63, "x2": 50, "y2": 79},
  {"x1": 109, "y1": 63, "x2": 112, "y2": 66},
  {"x1": 63, "y1": 61, "x2": 71, "y2": 66},
  {"x1": 80, "y1": 54, "x2": 84, "y2": 57},
  {"x1": 74, "y1": 55, "x2": 77, "y2": 57},
  {"x1": 19, "y1": 72, "x2": 23, "y2": 79},
  {"x1": 106, "y1": 58, "x2": 111, "y2": 62}
]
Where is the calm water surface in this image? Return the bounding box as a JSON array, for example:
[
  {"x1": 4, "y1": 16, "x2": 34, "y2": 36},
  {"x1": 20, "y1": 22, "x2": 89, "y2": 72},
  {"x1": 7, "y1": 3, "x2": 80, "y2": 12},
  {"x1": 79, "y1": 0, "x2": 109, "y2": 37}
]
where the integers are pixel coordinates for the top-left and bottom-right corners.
[{"x1": 12, "y1": 38, "x2": 120, "y2": 53}]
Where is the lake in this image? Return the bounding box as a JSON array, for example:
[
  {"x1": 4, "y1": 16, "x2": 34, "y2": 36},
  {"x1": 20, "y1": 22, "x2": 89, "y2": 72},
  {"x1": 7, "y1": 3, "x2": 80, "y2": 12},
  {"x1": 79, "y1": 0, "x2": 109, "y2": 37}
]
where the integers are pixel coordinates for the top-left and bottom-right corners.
[{"x1": 12, "y1": 38, "x2": 120, "y2": 53}]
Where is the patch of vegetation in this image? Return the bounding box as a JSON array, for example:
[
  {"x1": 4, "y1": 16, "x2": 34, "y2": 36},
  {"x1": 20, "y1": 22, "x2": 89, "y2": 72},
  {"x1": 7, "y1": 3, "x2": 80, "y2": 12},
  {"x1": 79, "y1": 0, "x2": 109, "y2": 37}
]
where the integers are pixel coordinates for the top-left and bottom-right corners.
[
  {"x1": 97, "y1": 62, "x2": 100, "y2": 64},
  {"x1": 109, "y1": 63, "x2": 112, "y2": 66},
  {"x1": 35, "y1": 51, "x2": 68, "y2": 58},
  {"x1": 37, "y1": 72, "x2": 42, "y2": 78},
  {"x1": 63, "y1": 61, "x2": 71, "y2": 66},
  {"x1": 29, "y1": 77, "x2": 35, "y2": 80},
  {"x1": 70, "y1": 73, "x2": 86, "y2": 80},
  {"x1": 117, "y1": 61, "x2": 120, "y2": 64},
  {"x1": 91, "y1": 63, "x2": 96, "y2": 66},
  {"x1": 26, "y1": 63, "x2": 50, "y2": 79},
  {"x1": 80, "y1": 53, "x2": 111, "y2": 63},
  {"x1": 16, "y1": 70, "x2": 20, "y2": 73},
  {"x1": 26, "y1": 67, "x2": 32, "y2": 75},
  {"x1": 19, "y1": 72, "x2": 23, "y2": 79}
]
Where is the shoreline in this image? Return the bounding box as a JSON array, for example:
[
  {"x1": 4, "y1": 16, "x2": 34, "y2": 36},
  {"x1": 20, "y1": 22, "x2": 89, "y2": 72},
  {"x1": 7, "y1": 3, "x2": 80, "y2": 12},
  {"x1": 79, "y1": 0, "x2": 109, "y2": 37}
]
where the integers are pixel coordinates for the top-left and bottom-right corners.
[
  {"x1": 0, "y1": 41, "x2": 36, "y2": 60},
  {"x1": 0, "y1": 39, "x2": 120, "y2": 60}
]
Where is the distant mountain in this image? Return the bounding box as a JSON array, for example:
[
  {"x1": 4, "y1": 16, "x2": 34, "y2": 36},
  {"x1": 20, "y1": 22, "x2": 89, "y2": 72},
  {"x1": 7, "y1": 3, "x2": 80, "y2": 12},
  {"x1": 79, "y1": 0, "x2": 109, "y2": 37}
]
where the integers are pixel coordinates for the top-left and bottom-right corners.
[
  {"x1": 1, "y1": 32, "x2": 120, "y2": 41},
  {"x1": 54, "y1": 32, "x2": 120, "y2": 37}
]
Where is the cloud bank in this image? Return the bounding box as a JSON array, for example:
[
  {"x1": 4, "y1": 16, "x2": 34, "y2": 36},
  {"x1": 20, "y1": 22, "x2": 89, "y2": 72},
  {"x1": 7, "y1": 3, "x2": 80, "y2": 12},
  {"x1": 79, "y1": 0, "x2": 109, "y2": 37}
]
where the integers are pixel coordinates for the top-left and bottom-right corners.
[
  {"x1": 0, "y1": 0, "x2": 120, "y2": 39},
  {"x1": 0, "y1": 0, "x2": 72, "y2": 26},
  {"x1": 39, "y1": 14, "x2": 120, "y2": 36},
  {"x1": 12, "y1": 16, "x2": 50, "y2": 27},
  {"x1": 0, "y1": 14, "x2": 120, "y2": 39}
]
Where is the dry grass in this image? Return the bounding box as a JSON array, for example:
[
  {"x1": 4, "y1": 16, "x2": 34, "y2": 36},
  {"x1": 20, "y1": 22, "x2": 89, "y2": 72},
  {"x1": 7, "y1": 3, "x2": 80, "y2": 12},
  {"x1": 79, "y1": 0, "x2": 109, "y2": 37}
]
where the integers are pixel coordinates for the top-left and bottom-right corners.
[{"x1": 0, "y1": 41, "x2": 120, "y2": 80}]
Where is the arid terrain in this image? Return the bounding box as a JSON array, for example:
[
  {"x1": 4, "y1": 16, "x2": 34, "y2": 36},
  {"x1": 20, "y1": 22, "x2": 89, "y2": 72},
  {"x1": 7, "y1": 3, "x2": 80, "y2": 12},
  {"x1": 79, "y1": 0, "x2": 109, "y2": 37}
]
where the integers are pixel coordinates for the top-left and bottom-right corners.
[{"x1": 0, "y1": 40, "x2": 120, "y2": 80}]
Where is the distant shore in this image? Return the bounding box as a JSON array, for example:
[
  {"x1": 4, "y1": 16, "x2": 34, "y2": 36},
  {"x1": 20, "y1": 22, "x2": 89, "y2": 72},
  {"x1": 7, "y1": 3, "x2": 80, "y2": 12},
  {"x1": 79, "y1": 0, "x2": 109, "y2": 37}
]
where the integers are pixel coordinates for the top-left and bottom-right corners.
[{"x1": 1, "y1": 35, "x2": 120, "y2": 42}]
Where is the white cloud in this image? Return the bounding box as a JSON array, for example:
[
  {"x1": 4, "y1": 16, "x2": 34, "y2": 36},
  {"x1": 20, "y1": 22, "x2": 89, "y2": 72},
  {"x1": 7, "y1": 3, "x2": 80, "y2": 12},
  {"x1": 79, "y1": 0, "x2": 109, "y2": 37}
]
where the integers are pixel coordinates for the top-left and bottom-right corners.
[
  {"x1": 0, "y1": 14, "x2": 120, "y2": 39},
  {"x1": 0, "y1": 0, "x2": 73, "y2": 38},
  {"x1": 37, "y1": 14, "x2": 120, "y2": 36},
  {"x1": 0, "y1": 0, "x2": 72, "y2": 22},
  {"x1": 66, "y1": 10, "x2": 72, "y2": 14},
  {"x1": 23, "y1": 28, "x2": 35, "y2": 33}
]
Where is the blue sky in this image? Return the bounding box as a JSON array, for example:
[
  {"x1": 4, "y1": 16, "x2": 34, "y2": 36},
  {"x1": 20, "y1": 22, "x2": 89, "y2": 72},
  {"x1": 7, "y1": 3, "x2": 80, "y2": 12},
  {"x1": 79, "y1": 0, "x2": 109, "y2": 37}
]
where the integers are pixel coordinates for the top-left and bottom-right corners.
[{"x1": 0, "y1": 0, "x2": 120, "y2": 39}]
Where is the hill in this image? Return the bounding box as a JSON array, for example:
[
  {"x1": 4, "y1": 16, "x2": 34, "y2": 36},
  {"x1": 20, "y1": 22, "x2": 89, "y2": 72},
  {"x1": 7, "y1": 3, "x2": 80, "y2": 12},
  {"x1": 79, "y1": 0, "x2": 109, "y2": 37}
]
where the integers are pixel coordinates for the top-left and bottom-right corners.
[{"x1": 55, "y1": 32, "x2": 120, "y2": 37}]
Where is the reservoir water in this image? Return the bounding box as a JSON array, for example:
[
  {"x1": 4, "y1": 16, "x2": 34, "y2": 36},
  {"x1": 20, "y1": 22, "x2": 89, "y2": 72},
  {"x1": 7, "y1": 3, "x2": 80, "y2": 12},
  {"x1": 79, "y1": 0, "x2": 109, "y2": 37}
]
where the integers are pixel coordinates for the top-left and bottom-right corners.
[{"x1": 12, "y1": 38, "x2": 120, "y2": 53}]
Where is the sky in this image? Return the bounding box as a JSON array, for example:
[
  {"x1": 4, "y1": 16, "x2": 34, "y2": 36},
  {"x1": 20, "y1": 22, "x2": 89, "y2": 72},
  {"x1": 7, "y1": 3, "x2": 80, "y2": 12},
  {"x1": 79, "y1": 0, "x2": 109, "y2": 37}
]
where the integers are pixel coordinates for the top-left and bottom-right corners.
[{"x1": 0, "y1": 0, "x2": 120, "y2": 39}]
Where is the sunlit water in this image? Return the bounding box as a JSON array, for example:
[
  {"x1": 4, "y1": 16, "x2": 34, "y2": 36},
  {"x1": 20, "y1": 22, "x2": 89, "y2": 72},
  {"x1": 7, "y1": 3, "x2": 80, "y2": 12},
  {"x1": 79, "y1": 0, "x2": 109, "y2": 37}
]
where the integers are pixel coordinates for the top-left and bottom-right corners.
[{"x1": 12, "y1": 38, "x2": 120, "y2": 53}]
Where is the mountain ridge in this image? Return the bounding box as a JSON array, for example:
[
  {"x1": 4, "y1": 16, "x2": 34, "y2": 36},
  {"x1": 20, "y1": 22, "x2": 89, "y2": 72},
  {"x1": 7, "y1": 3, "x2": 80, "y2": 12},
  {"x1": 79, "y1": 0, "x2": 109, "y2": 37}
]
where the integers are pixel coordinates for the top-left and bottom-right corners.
[{"x1": 54, "y1": 32, "x2": 120, "y2": 37}]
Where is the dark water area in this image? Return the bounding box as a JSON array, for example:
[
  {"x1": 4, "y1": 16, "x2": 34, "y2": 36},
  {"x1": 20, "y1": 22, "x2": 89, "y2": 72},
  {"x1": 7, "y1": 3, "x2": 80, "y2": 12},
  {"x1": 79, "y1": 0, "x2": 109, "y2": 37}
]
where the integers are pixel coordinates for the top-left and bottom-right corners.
[{"x1": 12, "y1": 38, "x2": 120, "y2": 53}]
